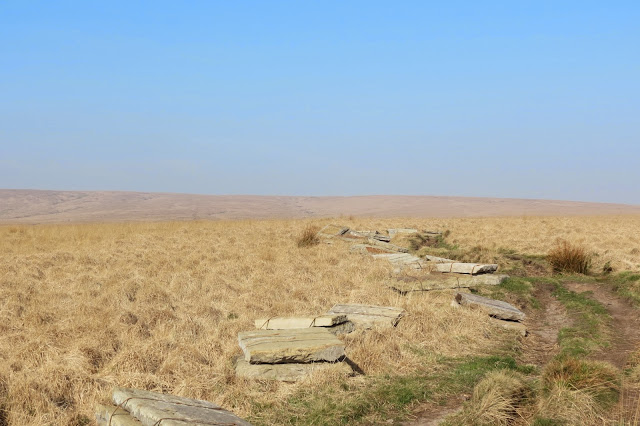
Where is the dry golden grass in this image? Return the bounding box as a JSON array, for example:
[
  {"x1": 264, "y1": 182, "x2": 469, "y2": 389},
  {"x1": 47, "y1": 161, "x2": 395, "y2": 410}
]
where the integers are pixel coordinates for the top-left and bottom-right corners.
[
  {"x1": 450, "y1": 370, "x2": 531, "y2": 425},
  {"x1": 0, "y1": 215, "x2": 639, "y2": 424},
  {"x1": 548, "y1": 239, "x2": 592, "y2": 274}
]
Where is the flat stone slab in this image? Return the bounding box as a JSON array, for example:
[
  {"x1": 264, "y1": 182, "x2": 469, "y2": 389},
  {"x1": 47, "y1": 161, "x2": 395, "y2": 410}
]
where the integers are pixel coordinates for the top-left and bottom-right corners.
[
  {"x1": 255, "y1": 314, "x2": 347, "y2": 330},
  {"x1": 388, "y1": 274, "x2": 509, "y2": 293},
  {"x1": 366, "y1": 238, "x2": 409, "y2": 253},
  {"x1": 372, "y1": 253, "x2": 425, "y2": 269},
  {"x1": 455, "y1": 292, "x2": 525, "y2": 321},
  {"x1": 424, "y1": 255, "x2": 457, "y2": 263},
  {"x1": 235, "y1": 356, "x2": 354, "y2": 382},
  {"x1": 489, "y1": 317, "x2": 528, "y2": 336},
  {"x1": 327, "y1": 304, "x2": 405, "y2": 328},
  {"x1": 111, "y1": 387, "x2": 252, "y2": 426},
  {"x1": 317, "y1": 224, "x2": 349, "y2": 239},
  {"x1": 388, "y1": 228, "x2": 419, "y2": 237},
  {"x1": 434, "y1": 263, "x2": 498, "y2": 275},
  {"x1": 96, "y1": 404, "x2": 141, "y2": 426},
  {"x1": 238, "y1": 328, "x2": 345, "y2": 364},
  {"x1": 350, "y1": 244, "x2": 396, "y2": 255}
]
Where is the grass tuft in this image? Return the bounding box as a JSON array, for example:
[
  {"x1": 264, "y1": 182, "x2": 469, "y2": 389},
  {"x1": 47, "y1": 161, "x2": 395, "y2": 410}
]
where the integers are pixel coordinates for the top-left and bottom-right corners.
[
  {"x1": 547, "y1": 240, "x2": 592, "y2": 274},
  {"x1": 536, "y1": 357, "x2": 620, "y2": 423},
  {"x1": 296, "y1": 225, "x2": 320, "y2": 247},
  {"x1": 449, "y1": 369, "x2": 532, "y2": 426}
]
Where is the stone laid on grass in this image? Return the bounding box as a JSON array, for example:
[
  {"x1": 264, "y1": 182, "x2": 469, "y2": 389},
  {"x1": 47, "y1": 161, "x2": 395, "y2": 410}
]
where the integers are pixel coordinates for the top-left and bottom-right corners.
[
  {"x1": 424, "y1": 255, "x2": 457, "y2": 263},
  {"x1": 341, "y1": 230, "x2": 391, "y2": 242},
  {"x1": 234, "y1": 356, "x2": 354, "y2": 382},
  {"x1": 96, "y1": 404, "x2": 141, "y2": 426},
  {"x1": 371, "y1": 233, "x2": 391, "y2": 242},
  {"x1": 317, "y1": 224, "x2": 350, "y2": 240},
  {"x1": 388, "y1": 274, "x2": 510, "y2": 293},
  {"x1": 350, "y1": 244, "x2": 396, "y2": 255},
  {"x1": 433, "y1": 263, "x2": 498, "y2": 275},
  {"x1": 387, "y1": 228, "x2": 419, "y2": 237},
  {"x1": 327, "y1": 304, "x2": 405, "y2": 328},
  {"x1": 254, "y1": 314, "x2": 347, "y2": 330},
  {"x1": 100, "y1": 387, "x2": 252, "y2": 426},
  {"x1": 366, "y1": 238, "x2": 409, "y2": 253},
  {"x1": 454, "y1": 293, "x2": 526, "y2": 321},
  {"x1": 372, "y1": 253, "x2": 425, "y2": 269},
  {"x1": 238, "y1": 328, "x2": 345, "y2": 364}
]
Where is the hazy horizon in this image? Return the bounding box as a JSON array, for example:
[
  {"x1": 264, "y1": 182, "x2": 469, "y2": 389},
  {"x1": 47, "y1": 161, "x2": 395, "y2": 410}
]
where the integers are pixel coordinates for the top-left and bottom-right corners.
[
  {"x1": 3, "y1": 187, "x2": 640, "y2": 207},
  {"x1": 2, "y1": 1, "x2": 638, "y2": 203}
]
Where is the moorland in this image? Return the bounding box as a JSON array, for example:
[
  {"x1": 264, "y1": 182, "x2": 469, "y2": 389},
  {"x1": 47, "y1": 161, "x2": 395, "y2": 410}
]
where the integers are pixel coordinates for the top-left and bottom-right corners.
[{"x1": 2, "y1": 213, "x2": 640, "y2": 424}]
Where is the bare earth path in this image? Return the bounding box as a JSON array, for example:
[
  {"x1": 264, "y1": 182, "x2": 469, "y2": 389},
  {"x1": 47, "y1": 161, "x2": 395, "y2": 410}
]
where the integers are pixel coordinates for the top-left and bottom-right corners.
[
  {"x1": 404, "y1": 283, "x2": 573, "y2": 425},
  {"x1": 564, "y1": 281, "x2": 640, "y2": 421},
  {"x1": 564, "y1": 281, "x2": 640, "y2": 369},
  {"x1": 405, "y1": 280, "x2": 640, "y2": 425}
]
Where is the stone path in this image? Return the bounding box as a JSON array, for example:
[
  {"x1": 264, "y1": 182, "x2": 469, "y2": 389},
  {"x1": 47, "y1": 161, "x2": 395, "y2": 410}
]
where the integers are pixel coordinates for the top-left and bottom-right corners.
[
  {"x1": 453, "y1": 292, "x2": 526, "y2": 321},
  {"x1": 388, "y1": 274, "x2": 509, "y2": 294},
  {"x1": 96, "y1": 387, "x2": 252, "y2": 426},
  {"x1": 238, "y1": 328, "x2": 345, "y2": 364},
  {"x1": 327, "y1": 303, "x2": 405, "y2": 328}
]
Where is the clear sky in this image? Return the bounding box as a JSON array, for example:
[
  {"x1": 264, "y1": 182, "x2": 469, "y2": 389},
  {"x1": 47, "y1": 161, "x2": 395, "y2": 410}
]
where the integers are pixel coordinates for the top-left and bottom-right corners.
[{"x1": 1, "y1": 1, "x2": 638, "y2": 204}]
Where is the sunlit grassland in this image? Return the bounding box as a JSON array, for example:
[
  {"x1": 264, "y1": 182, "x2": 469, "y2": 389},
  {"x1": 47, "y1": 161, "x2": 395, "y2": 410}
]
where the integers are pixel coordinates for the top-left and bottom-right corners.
[{"x1": 0, "y1": 215, "x2": 639, "y2": 424}]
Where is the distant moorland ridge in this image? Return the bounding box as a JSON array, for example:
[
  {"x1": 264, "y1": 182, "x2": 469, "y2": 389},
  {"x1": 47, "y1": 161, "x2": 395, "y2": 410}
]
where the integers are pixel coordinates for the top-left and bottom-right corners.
[{"x1": 1, "y1": 189, "x2": 639, "y2": 224}]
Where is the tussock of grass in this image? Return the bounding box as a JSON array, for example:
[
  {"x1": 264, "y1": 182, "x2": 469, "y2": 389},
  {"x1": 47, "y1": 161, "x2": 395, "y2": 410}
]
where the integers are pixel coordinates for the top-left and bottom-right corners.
[
  {"x1": 264, "y1": 355, "x2": 531, "y2": 425},
  {"x1": 296, "y1": 225, "x2": 320, "y2": 247},
  {"x1": 448, "y1": 370, "x2": 532, "y2": 426},
  {"x1": 548, "y1": 240, "x2": 592, "y2": 274},
  {"x1": 537, "y1": 357, "x2": 620, "y2": 423}
]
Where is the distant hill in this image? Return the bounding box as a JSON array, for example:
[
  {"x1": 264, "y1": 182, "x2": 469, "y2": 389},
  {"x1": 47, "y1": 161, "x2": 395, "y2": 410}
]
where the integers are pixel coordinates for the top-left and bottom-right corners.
[{"x1": 1, "y1": 189, "x2": 639, "y2": 224}]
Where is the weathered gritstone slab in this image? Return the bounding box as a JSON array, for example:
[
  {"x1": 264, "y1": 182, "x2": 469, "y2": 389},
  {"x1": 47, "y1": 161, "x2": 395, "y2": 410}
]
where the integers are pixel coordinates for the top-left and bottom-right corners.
[
  {"x1": 111, "y1": 387, "x2": 252, "y2": 426},
  {"x1": 238, "y1": 328, "x2": 345, "y2": 364},
  {"x1": 317, "y1": 224, "x2": 350, "y2": 239},
  {"x1": 254, "y1": 314, "x2": 347, "y2": 330},
  {"x1": 96, "y1": 404, "x2": 141, "y2": 426},
  {"x1": 341, "y1": 230, "x2": 391, "y2": 242},
  {"x1": 424, "y1": 255, "x2": 457, "y2": 263},
  {"x1": 372, "y1": 253, "x2": 425, "y2": 269},
  {"x1": 326, "y1": 320, "x2": 356, "y2": 335},
  {"x1": 433, "y1": 263, "x2": 498, "y2": 275},
  {"x1": 370, "y1": 234, "x2": 391, "y2": 242},
  {"x1": 350, "y1": 244, "x2": 396, "y2": 255},
  {"x1": 388, "y1": 274, "x2": 509, "y2": 293},
  {"x1": 388, "y1": 228, "x2": 419, "y2": 237},
  {"x1": 455, "y1": 292, "x2": 526, "y2": 321},
  {"x1": 366, "y1": 238, "x2": 409, "y2": 253},
  {"x1": 327, "y1": 304, "x2": 405, "y2": 328},
  {"x1": 235, "y1": 356, "x2": 354, "y2": 382}
]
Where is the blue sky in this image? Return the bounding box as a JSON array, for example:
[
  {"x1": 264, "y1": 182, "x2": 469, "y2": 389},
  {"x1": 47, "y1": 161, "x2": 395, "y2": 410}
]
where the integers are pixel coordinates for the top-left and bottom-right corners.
[{"x1": 1, "y1": 1, "x2": 638, "y2": 203}]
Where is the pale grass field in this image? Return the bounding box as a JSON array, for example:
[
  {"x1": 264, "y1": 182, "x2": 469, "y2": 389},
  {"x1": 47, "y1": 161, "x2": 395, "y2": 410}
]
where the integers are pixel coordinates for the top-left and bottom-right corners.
[{"x1": 0, "y1": 215, "x2": 639, "y2": 424}]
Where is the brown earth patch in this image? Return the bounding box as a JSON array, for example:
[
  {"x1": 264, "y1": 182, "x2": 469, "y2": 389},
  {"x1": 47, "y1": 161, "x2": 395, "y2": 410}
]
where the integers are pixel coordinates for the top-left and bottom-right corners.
[
  {"x1": 564, "y1": 281, "x2": 640, "y2": 369},
  {"x1": 403, "y1": 394, "x2": 469, "y2": 426},
  {"x1": 519, "y1": 282, "x2": 572, "y2": 366}
]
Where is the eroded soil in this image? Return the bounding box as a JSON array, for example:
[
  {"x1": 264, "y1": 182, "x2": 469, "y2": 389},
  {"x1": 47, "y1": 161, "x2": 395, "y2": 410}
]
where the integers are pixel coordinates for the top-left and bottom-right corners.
[
  {"x1": 405, "y1": 280, "x2": 640, "y2": 425},
  {"x1": 564, "y1": 281, "x2": 640, "y2": 369}
]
